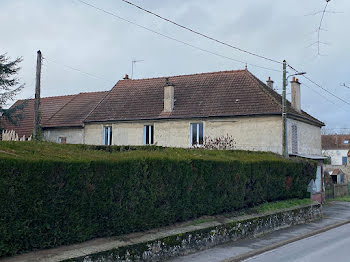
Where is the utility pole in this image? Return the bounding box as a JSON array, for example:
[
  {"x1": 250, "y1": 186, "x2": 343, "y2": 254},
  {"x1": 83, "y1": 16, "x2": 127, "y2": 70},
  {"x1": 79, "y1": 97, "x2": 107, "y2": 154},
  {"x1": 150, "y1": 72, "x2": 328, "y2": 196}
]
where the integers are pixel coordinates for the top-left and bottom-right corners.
[
  {"x1": 282, "y1": 60, "x2": 288, "y2": 158},
  {"x1": 33, "y1": 50, "x2": 42, "y2": 141}
]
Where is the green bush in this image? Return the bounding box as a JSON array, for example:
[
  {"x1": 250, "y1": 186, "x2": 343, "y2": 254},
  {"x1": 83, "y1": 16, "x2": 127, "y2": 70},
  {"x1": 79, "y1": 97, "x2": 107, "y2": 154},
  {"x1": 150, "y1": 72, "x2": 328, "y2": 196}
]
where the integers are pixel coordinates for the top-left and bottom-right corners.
[{"x1": 0, "y1": 142, "x2": 316, "y2": 257}]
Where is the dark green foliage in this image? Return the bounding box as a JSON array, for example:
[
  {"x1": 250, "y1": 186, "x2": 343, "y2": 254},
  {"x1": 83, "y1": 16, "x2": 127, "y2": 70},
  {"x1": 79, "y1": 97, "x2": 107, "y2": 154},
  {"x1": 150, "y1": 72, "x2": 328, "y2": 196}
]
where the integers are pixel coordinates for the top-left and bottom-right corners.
[
  {"x1": 0, "y1": 142, "x2": 316, "y2": 257},
  {"x1": 0, "y1": 53, "x2": 25, "y2": 132}
]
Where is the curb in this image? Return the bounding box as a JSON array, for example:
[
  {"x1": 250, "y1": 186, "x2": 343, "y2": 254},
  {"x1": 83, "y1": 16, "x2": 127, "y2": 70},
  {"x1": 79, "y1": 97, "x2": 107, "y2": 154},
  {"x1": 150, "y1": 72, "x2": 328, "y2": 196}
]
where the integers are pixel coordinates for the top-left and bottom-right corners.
[{"x1": 221, "y1": 219, "x2": 350, "y2": 262}]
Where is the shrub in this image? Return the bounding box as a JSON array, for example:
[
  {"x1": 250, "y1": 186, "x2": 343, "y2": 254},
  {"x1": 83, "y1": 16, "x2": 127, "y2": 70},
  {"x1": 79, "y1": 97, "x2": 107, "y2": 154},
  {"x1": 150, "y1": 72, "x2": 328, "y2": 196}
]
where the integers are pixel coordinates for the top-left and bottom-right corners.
[{"x1": 0, "y1": 142, "x2": 316, "y2": 257}]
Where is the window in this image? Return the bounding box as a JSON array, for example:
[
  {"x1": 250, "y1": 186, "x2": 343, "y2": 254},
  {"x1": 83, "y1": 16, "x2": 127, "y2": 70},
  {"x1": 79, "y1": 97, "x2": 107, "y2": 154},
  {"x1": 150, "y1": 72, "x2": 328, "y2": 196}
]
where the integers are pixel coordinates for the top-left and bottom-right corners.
[
  {"x1": 190, "y1": 123, "x2": 203, "y2": 146},
  {"x1": 143, "y1": 125, "x2": 154, "y2": 145},
  {"x1": 344, "y1": 140, "x2": 349, "y2": 144},
  {"x1": 103, "y1": 126, "x2": 112, "y2": 145}
]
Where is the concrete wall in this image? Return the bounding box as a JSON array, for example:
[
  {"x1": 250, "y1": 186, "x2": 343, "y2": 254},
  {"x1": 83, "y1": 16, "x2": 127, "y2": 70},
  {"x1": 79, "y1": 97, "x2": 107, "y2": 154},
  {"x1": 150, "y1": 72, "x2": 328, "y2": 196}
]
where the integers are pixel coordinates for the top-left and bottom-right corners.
[
  {"x1": 84, "y1": 116, "x2": 283, "y2": 153},
  {"x1": 43, "y1": 128, "x2": 84, "y2": 144},
  {"x1": 287, "y1": 119, "x2": 322, "y2": 156},
  {"x1": 334, "y1": 184, "x2": 349, "y2": 198},
  {"x1": 84, "y1": 116, "x2": 322, "y2": 156},
  {"x1": 322, "y1": 149, "x2": 349, "y2": 165}
]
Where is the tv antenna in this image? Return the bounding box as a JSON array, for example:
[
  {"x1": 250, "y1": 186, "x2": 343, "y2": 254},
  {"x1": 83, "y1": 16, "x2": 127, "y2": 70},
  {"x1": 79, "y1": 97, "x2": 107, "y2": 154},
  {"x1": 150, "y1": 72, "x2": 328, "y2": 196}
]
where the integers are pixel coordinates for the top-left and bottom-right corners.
[{"x1": 131, "y1": 59, "x2": 144, "y2": 79}]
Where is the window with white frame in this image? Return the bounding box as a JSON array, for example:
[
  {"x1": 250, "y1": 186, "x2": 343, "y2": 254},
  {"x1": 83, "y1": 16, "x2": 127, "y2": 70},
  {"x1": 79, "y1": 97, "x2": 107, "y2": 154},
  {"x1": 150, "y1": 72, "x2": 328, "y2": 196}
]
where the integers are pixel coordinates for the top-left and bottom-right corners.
[
  {"x1": 103, "y1": 126, "x2": 112, "y2": 145},
  {"x1": 190, "y1": 123, "x2": 203, "y2": 146},
  {"x1": 143, "y1": 125, "x2": 154, "y2": 145}
]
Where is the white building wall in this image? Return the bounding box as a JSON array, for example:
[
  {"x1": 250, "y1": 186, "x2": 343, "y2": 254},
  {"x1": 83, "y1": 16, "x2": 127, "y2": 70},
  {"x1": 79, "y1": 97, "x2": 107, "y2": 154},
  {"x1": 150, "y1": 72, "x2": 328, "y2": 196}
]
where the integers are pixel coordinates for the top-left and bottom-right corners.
[
  {"x1": 43, "y1": 128, "x2": 84, "y2": 144},
  {"x1": 84, "y1": 116, "x2": 284, "y2": 153},
  {"x1": 322, "y1": 149, "x2": 349, "y2": 165},
  {"x1": 287, "y1": 118, "x2": 322, "y2": 156}
]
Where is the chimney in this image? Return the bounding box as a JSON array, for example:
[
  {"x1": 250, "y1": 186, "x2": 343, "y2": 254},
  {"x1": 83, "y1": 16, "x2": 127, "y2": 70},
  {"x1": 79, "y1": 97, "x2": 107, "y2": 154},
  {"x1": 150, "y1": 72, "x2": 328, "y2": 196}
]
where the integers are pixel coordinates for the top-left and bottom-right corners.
[
  {"x1": 164, "y1": 77, "x2": 174, "y2": 112},
  {"x1": 266, "y1": 77, "x2": 274, "y2": 89},
  {"x1": 291, "y1": 77, "x2": 301, "y2": 112},
  {"x1": 123, "y1": 74, "x2": 129, "y2": 80}
]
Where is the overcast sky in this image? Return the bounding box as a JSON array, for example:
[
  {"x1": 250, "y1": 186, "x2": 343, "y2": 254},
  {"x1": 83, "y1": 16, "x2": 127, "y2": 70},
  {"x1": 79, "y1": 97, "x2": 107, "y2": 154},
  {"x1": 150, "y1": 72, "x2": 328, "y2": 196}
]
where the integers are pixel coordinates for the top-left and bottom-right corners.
[{"x1": 1, "y1": 0, "x2": 349, "y2": 130}]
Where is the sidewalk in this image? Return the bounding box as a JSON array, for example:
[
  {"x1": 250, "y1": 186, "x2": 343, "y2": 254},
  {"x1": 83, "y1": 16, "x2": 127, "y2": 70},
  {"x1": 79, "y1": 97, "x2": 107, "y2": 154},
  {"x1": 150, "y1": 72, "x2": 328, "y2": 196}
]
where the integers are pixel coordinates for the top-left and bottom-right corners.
[{"x1": 169, "y1": 201, "x2": 350, "y2": 262}]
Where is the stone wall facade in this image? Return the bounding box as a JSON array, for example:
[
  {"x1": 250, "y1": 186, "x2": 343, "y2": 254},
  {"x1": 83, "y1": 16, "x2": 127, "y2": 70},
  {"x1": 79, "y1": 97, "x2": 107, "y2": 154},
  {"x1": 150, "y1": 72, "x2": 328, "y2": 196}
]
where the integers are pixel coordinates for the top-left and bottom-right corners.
[
  {"x1": 66, "y1": 203, "x2": 322, "y2": 262},
  {"x1": 84, "y1": 116, "x2": 322, "y2": 156},
  {"x1": 43, "y1": 128, "x2": 84, "y2": 144}
]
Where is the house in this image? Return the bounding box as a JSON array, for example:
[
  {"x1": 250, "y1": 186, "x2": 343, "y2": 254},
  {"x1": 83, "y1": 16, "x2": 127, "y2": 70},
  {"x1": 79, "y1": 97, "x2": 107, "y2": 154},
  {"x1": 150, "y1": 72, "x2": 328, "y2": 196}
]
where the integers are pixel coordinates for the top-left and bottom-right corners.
[
  {"x1": 1, "y1": 91, "x2": 107, "y2": 144},
  {"x1": 84, "y1": 69, "x2": 324, "y2": 156},
  {"x1": 329, "y1": 169, "x2": 345, "y2": 184},
  {"x1": 2, "y1": 69, "x2": 324, "y2": 156},
  {"x1": 322, "y1": 135, "x2": 350, "y2": 165}
]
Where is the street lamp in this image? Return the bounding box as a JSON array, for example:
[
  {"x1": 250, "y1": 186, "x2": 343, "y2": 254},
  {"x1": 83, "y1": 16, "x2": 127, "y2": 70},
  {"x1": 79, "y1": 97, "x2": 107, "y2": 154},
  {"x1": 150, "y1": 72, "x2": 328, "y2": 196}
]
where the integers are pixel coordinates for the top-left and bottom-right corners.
[{"x1": 282, "y1": 60, "x2": 306, "y2": 158}]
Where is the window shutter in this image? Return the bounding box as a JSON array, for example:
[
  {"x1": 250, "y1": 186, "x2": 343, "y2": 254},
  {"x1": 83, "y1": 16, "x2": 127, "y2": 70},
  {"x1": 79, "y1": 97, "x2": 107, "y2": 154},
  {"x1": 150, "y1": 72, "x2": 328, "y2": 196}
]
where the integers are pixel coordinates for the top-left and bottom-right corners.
[{"x1": 102, "y1": 127, "x2": 106, "y2": 145}]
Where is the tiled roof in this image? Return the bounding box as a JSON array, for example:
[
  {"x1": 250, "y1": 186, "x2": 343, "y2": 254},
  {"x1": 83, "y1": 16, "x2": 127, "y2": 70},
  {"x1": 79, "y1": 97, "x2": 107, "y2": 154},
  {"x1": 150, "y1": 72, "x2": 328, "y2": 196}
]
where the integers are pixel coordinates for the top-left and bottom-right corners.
[
  {"x1": 1, "y1": 91, "x2": 107, "y2": 137},
  {"x1": 322, "y1": 135, "x2": 350, "y2": 150},
  {"x1": 1, "y1": 95, "x2": 75, "y2": 138},
  {"x1": 42, "y1": 91, "x2": 108, "y2": 128},
  {"x1": 85, "y1": 69, "x2": 324, "y2": 127}
]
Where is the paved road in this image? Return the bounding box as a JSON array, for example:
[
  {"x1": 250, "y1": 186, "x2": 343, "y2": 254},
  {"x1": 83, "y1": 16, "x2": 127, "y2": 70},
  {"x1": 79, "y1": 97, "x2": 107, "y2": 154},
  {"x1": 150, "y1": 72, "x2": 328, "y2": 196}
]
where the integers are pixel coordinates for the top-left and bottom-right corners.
[
  {"x1": 243, "y1": 223, "x2": 350, "y2": 262},
  {"x1": 170, "y1": 202, "x2": 350, "y2": 262}
]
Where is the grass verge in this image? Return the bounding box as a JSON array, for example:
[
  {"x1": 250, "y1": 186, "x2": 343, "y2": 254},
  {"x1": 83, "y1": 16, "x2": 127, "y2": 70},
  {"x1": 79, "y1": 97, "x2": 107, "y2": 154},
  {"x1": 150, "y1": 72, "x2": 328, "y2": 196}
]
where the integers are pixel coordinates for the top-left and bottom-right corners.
[
  {"x1": 256, "y1": 198, "x2": 313, "y2": 214},
  {"x1": 329, "y1": 196, "x2": 350, "y2": 202}
]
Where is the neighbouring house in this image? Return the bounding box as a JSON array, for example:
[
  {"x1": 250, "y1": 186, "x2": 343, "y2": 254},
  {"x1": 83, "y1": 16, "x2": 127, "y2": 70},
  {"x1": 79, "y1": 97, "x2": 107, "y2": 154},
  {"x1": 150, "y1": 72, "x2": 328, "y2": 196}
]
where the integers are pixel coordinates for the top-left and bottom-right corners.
[
  {"x1": 329, "y1": 169, "x2": 345, "y2": 184},
  {"x1": 322, "y1": 135, "x2": 350, "y2": 165},
  {"x1": 1, "y1": 91, "x2": 107, "y2": 144}
]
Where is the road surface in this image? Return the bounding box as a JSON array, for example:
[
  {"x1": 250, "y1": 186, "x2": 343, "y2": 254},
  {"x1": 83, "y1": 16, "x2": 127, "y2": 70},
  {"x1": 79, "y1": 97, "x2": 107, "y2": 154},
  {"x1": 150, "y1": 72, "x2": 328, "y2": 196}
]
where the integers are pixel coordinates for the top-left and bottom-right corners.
[
  {"x1": 170, "y1": 202, "x2": 350, "y2": 262},
  {"x1": 243, "y1": 223, "x2": 350, "y2": 262}
]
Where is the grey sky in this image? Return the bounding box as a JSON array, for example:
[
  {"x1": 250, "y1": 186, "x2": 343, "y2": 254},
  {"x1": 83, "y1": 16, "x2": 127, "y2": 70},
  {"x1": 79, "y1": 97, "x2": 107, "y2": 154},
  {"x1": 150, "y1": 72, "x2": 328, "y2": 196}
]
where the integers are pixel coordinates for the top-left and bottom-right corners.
[{"x1": 1, "y1": 0, "x2": 349, "y2": 129}]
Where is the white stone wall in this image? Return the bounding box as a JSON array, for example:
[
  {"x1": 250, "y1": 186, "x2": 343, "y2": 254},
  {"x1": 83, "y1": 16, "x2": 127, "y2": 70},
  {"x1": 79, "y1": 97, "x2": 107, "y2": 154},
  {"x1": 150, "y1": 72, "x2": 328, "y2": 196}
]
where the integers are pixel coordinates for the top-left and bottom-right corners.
[
  {"x1": 43, "y1": 128, "x2": 84, "y2": 144},
  {"x1": 84, "y1": 116, "x2": 284, "y2": 153},
  {"x1": 287, "y1": 119, "x2": 322, "y2": 156},
  {"x1": 322, "y1": 149, "x2": 349, "y2": 165},
  {"x1": 83, "y1": 116, "x2": 321, "y2": 156}
]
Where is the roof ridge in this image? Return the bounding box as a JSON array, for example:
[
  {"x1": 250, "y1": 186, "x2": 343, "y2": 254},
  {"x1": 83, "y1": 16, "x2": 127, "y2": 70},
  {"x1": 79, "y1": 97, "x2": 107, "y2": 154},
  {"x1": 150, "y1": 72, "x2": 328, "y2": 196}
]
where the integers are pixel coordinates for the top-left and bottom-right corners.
[
  {"x1": 124, "y1": 69, "x2": 247, "y2": 81},
  {"x1": 83, "y1": 85, "x2": 117, "y2": 123},
  {"x1": 43, "y1": 94, "x2": 78, "y2": 126},
  {"x1": 78, "y1": 90, "x2": 109, "y2": 95}
]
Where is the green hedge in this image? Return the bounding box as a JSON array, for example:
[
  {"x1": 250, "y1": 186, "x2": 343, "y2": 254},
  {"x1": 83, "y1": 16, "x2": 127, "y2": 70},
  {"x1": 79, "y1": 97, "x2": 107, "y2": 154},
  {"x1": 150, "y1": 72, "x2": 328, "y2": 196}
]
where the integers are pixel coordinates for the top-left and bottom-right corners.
[{"x1": 0, "y1": 143, "x2": 316, "y2": 257}]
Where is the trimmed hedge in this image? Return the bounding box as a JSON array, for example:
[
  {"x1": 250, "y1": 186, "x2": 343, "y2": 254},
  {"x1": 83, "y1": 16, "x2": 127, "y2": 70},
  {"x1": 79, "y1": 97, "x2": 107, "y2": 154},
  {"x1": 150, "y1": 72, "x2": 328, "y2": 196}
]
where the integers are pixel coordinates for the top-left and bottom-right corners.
[{"x1": 0, "y1": 142, "x2": 316, "y2": 257}]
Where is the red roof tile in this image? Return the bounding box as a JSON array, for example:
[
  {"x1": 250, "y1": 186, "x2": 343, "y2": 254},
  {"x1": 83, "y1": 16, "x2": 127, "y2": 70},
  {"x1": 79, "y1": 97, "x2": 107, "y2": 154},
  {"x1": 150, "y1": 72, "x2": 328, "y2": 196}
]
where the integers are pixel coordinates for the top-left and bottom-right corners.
[
  {"x1": 1, "y1": 95, "x2": 75, "y2": 138},
  {"x1": 42, "y1": 91, "x2": 108, "y2": 128},
  {"x1": 1, "y1": 91, "x2": 107, "y2": 137},
  {"x1": 85, "y1": 70, "x2": 324, "y2": 127},
  {"x1": 322, "y1": 135, "x2": 350, "y2": 150}
]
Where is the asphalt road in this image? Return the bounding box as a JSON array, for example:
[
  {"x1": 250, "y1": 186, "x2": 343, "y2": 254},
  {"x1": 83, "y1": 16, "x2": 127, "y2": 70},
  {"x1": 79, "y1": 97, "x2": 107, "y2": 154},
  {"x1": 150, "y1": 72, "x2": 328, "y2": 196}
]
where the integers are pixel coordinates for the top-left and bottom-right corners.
[
  {"x1": 170, "y1": 202, "x2": 350, "y2": 262},
  {"x1": 243, "y1": 223, "x2": 350, "y2": 262}
]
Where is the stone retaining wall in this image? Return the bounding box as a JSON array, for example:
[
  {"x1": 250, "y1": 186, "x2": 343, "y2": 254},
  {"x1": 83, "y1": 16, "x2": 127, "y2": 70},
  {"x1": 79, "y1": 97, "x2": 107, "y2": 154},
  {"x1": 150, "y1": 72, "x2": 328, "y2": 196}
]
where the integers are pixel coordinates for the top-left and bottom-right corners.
[{"x1": 66, "y1": 203, "x2": 322, "y2": 262}]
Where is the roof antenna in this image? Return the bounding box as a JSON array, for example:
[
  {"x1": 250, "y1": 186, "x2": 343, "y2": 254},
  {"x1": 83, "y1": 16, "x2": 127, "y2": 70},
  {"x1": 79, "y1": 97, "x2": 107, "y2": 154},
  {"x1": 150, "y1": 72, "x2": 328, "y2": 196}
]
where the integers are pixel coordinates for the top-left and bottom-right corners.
[
  {"x1": 131, "y1": 59, "x2": 144, "y2": 79},
  {"x1": 245, "y1": 63, "x2": 248, "y2": 70}
]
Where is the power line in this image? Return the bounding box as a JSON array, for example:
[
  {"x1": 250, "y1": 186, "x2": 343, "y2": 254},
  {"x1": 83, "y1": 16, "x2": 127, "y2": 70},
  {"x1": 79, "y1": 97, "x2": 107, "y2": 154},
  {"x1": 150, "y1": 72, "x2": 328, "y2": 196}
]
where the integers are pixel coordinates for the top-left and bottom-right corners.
[
  {"x1": 341, "y1": 83, "x2": 350, "y2": 90},
  {"x1": 288, "y1": 64, "x2": 350, "y2": 108},
  {"x1": 73, "y1": 0, "x2": 347, "y2": 111},
  {"x1": 120, "y1": 0, "x2": 282, "y2": 65},
  {"x1": 43, "y1": 56, "x2": 116, "y2": 84},
  {"x1": 73, "y1": 0, "x2": 281, "y2": 73}
]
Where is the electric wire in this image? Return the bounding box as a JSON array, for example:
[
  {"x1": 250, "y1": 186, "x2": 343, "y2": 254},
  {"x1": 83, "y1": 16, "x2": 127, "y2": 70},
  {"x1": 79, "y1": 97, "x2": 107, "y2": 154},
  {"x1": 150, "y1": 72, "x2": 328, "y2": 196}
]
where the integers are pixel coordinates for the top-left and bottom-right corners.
[
  {"x1": 73, "y1": 0, "x2": 281, "y2": 73},
  {"x1": 288, "y1": 64, "x2": 350, "y2": 107},
  {"x1": 74, "y1": 0, "x2": 348, "y2": 111},
  {"x1": 43, "y1": 56, "x2": 116, "y2": 84},
  {"x1": 120, "y1": 0, "x2": 282, "y2": 65}
]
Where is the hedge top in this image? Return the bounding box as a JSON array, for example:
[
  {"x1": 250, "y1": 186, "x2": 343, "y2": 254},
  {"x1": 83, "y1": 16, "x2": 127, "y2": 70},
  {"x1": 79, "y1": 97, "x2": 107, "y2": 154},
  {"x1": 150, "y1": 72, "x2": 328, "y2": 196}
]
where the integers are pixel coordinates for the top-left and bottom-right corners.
[{"x1": 0, "y1": 141, "x2": 289, "y2": 163}]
